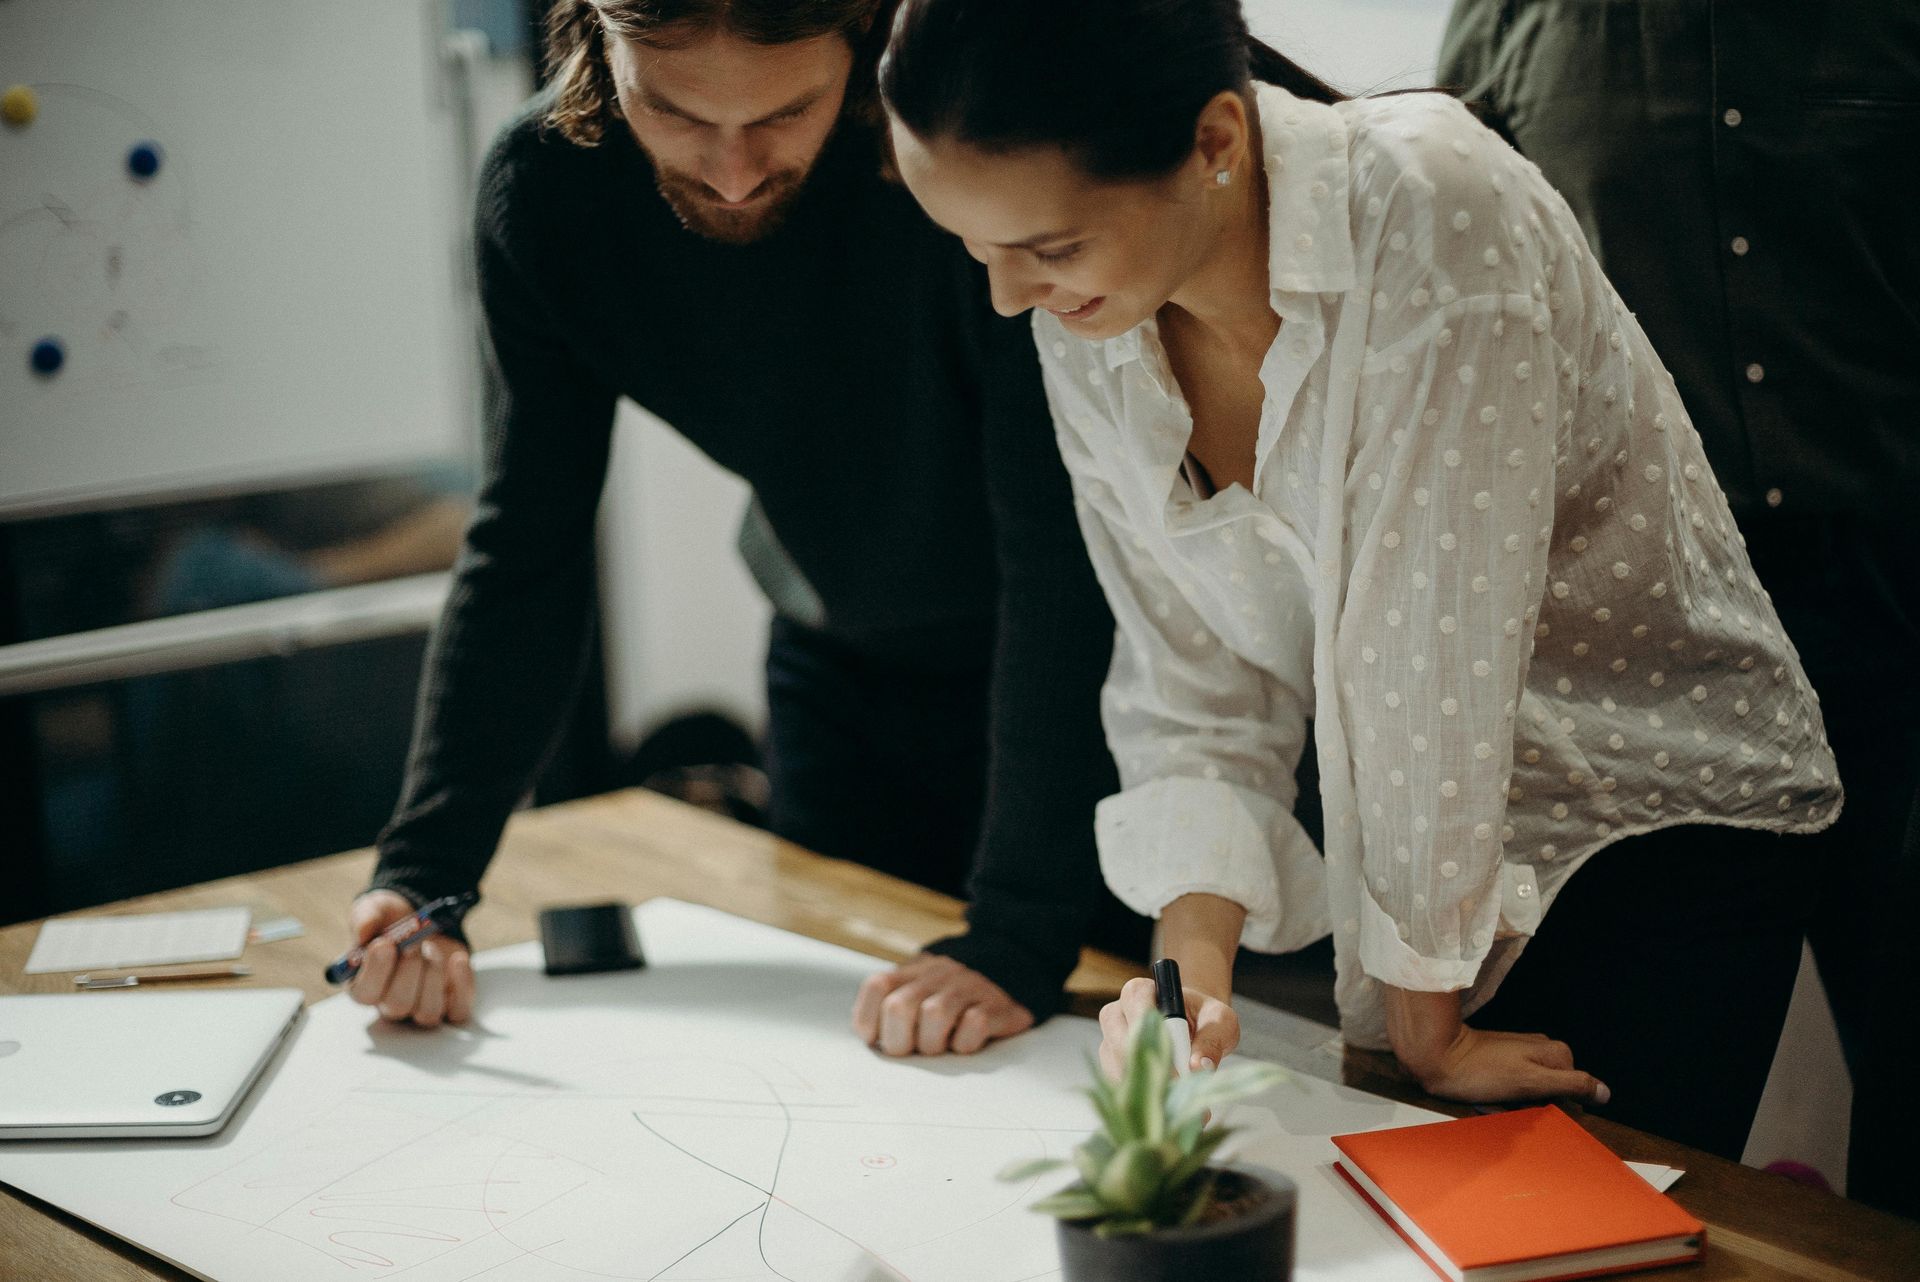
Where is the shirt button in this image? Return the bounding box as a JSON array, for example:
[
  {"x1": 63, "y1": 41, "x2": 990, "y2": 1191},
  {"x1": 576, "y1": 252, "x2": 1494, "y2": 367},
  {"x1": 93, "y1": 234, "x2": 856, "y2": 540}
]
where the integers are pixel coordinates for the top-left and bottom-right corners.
[
  {"x1": 1730, "y1": 236, "x2": 1750, "y2": 256},
  {"x1": 1723, "y1": 107, "x2": 1743, "y2": 127},
  {"x1": 1745, "y1": 362, "x2": 1766, "y2": 383},
  {"x1": 1766, "y1": 487, "x2": 1784, "y2": 508}
]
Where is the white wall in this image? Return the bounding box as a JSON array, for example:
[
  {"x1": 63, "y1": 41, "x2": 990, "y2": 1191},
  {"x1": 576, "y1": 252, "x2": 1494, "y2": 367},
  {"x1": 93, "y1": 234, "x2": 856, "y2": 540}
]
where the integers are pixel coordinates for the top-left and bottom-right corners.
[
  {"x1": 1245, "y1": 0, "x2": 1450, "y2": 93},
  {"x1": 598, "y1": 406, "x2": 771, "y2": 752}
]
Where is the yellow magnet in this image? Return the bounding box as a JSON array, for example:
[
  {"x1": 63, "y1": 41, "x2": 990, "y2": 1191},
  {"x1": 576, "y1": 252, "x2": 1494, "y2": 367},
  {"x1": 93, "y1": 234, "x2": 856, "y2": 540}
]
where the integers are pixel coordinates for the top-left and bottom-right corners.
[{"x1": 1, "y1": 84, "x2": 36, "y2": 127}]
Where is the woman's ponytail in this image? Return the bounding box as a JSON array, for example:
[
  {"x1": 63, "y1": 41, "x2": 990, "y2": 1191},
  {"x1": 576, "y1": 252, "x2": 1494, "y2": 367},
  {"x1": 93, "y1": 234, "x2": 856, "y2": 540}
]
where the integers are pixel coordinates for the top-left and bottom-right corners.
[{"x1": 1245, "y1": 36, "x2": 1345, "y2": 105}]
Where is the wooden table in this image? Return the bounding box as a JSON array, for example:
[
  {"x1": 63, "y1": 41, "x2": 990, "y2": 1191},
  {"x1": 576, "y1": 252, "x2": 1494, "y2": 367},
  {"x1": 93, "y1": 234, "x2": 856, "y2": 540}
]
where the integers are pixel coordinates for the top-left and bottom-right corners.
[{"x1": 2, "y1": 789, "x2": 1914, "y2": 1281}]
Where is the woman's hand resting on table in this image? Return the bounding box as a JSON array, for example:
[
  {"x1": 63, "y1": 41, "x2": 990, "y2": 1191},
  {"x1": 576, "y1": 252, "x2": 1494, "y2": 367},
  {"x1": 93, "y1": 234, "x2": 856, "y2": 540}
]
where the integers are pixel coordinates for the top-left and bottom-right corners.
[{"x1": 1385, "y1": 985, "x2": 1609, "y2": 1105}]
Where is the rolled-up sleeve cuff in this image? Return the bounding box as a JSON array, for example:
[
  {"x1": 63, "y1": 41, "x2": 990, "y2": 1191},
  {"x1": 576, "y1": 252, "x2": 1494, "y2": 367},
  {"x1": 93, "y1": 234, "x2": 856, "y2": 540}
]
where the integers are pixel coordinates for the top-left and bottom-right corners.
[
  {"x1": 922, "y1": 928, "x2": 1070, "y2": 1025},
  {"x1": 364, "y1": 863, "x2": 479, "y2": 944},
  {"x1": 1356, "y1": 885, "x2": 1483, "y2": 992},
  {"x1": 1094, "y1": 777, "x2": 1329, "y2": 954}
]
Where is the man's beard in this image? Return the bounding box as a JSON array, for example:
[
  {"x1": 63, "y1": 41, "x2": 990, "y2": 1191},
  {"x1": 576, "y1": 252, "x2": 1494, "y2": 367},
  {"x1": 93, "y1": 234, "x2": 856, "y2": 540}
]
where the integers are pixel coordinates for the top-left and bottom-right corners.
[{"x1": 653, "y1": 164, "x2": 809, "y2": 245}]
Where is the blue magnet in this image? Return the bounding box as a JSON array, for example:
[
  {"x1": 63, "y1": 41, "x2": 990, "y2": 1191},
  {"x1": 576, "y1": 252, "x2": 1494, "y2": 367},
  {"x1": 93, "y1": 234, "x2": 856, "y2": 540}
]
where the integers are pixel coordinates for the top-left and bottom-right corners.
[
  {"x1": 127, "y1": 141, "x2": 162, "y2": 180},
  {"x1": 30, "y1": 337, "x2": 65, "y2": 376}
]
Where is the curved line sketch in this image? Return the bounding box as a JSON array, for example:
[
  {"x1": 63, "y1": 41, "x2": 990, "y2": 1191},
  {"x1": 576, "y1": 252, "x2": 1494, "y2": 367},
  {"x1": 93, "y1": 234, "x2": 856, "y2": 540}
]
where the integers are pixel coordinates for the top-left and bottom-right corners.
[
  {"x1": 630, "y1": 1102, "x2": 913, "y2": 1282},
  {"x1": 165, "y1": 1051, "x2": 1070, "y2": 1281},
  {"x1": 647, "y1": 1204, "x2": 763, "y2": 1282},
  {"x1": 758, "y1": 1083, "x2": 797, "y2": 1282}
]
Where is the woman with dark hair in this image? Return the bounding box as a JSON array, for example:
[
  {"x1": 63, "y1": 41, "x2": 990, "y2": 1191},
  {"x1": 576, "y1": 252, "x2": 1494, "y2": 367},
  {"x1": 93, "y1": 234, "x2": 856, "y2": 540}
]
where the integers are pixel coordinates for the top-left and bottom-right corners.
[{"x1": 881, "y1": 0, "x2": 1842, "y2": 1157}]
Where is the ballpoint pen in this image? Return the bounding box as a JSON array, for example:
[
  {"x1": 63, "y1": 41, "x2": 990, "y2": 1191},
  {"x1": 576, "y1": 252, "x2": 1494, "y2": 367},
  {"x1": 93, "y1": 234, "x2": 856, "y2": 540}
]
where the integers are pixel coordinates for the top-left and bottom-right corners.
[{"x1": 75, "y1": 965, "x2": 252, "y2": 989}]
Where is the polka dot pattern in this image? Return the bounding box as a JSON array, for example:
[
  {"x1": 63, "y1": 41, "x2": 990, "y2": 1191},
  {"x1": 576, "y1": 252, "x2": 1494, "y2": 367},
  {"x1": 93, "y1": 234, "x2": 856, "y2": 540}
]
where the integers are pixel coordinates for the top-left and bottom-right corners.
[{"x1": 1031, "y1": 83, "x2": 1840, "y2": 1052}]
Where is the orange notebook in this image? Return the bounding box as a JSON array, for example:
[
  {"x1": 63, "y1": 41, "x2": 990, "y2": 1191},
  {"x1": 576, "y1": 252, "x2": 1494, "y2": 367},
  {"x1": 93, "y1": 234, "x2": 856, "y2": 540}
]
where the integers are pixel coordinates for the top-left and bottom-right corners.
[{"x1": 1332, "y1": 1106, "x2": 1704, "y2": 1282}]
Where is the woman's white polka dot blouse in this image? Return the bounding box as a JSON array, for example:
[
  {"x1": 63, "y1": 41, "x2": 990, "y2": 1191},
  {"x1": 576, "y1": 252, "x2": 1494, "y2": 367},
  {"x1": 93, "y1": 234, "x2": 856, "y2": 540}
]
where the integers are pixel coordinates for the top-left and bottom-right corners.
[{"x1": 1033, "y1": 83, "x2": 1842, "y2": 1051}]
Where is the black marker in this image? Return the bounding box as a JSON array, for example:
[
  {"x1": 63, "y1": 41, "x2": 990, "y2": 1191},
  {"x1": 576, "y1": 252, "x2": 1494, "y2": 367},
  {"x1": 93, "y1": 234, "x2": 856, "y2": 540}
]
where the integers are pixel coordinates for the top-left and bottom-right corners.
[{"x1": 1153, "y1": 957, "x2": 1193, "y2": 1074}]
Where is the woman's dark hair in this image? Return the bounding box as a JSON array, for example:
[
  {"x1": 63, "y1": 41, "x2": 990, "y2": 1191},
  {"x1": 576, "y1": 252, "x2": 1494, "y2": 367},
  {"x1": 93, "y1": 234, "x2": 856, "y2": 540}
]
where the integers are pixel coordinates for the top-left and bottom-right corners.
[
  {"x1": 880, "y1": 0, "x2": 1347, "y2": 181},
  {"x1": 543, "y1": 0, "x2": 900, "y2": 146}
]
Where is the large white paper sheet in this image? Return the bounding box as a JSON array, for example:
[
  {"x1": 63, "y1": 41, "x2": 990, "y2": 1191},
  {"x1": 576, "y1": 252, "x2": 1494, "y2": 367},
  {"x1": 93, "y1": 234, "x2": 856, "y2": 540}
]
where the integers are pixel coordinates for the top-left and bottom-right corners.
[{"x1": 0, "y1": 900, "x2": 1446, "y2": 1281}]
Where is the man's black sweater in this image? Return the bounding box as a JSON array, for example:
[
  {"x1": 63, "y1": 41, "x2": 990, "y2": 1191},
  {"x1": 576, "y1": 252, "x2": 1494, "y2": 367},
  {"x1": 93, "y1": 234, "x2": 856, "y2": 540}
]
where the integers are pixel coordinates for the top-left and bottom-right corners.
[{"x1": 367, "y1": 100, "x2": 1120, "y2": 1020}]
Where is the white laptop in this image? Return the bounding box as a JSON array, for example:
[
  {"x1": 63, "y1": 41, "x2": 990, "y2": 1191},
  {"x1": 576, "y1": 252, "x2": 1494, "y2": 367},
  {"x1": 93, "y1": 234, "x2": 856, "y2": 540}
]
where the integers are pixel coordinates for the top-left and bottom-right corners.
[{"x1": 0, "y1": 988, "x2": 303, "y2": 1139}]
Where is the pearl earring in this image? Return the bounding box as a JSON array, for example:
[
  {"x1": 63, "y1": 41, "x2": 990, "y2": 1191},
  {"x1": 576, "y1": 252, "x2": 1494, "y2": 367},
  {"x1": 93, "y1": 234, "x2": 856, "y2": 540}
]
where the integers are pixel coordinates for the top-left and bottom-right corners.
[{"x1": 1214, "y1": 169, "x2": 1232, "y2": 187}]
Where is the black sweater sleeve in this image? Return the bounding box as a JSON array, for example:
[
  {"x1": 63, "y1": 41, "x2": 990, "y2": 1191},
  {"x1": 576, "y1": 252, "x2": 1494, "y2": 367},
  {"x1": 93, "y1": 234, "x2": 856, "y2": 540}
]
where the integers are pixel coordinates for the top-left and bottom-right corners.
[
  {"x1": 921, "y1": 288, "x2": 1121, "y2": 1022},
  {"x1": 367, "y1": 161, "x2": 618, "y2": 909}
]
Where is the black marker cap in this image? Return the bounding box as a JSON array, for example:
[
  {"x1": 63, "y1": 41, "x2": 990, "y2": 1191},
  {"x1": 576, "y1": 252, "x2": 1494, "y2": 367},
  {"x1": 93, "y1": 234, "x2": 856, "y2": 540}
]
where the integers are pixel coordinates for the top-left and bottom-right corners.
[{"x1": 1152, "y1": 958, "x2": 1186, "y2": 1019}]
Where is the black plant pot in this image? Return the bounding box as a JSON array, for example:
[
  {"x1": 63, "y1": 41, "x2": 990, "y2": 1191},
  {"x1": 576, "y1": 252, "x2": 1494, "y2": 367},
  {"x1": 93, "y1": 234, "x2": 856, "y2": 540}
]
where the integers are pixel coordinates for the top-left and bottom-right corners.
[{"x1": 1055, "y1": 1169, "x2": 1297, "y2": 1281}]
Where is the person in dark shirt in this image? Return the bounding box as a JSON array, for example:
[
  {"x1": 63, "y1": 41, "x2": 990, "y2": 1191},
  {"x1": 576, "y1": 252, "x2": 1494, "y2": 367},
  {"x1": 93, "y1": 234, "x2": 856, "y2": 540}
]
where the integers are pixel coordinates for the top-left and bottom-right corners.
[
  {"x1": 1440, "y1": 0, "x2": 1920, "y2": 1216},
  {"x1": 340, "y1": 0, "x2": 1141, "y2": 1057}
]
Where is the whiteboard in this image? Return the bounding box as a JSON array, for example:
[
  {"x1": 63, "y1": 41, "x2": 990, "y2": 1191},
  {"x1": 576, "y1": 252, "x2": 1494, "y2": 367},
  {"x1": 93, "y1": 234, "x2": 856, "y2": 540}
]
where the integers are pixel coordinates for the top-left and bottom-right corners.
[{"x1": 0, "y1": 0, "x2": 470, "y2": 517}]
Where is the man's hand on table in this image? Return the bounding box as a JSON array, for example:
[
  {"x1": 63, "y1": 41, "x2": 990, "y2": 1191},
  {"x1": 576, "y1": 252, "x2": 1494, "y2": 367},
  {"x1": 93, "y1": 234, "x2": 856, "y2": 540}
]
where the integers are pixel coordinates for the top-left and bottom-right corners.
[
  {"x1": 852, "y1": 953, "x2": 1035, "y2": 1056},
  {"x1": 345, "y1": 890, "x2": 474, "y2": 1028}
]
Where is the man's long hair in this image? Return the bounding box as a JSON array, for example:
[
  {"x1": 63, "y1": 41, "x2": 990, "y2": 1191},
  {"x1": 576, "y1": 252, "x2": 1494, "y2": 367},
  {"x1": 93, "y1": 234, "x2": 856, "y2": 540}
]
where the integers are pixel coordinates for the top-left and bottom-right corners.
[{"x1": 543, "y1": 0, "x2": 897, "y2": 146}]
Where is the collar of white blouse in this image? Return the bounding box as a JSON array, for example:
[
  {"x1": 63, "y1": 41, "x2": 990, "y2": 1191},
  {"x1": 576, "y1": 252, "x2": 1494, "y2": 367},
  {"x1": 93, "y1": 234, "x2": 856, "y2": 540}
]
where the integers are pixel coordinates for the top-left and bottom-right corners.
[{"x1": 1097, "y1": 82, "x2": 1363, "y2": 520}]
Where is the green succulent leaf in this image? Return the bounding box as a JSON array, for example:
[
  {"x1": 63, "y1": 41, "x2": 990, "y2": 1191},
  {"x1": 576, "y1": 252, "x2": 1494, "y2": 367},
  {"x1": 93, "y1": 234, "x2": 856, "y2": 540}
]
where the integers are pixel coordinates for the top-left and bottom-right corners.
[
  {"x1": 1172, "y1": 1108, "x2": 1207, "y2": 1153},
  {"x1": 1122, "y1": 1009, "x2": 1172, "y2": 1144},
  {"x1": 1083, "y1": 1057, "x2": 1132, "y2": 1141},
  {"x1": 1031, "y1": 1185, "x2": 1107, "y2": 1221},
  {"x1": 1095, "y1": 1140, "x2": 1165, "y2": 1216},
  {"x1": 1166, "y1": 1059, "x2": 1287, "y2": 1130},
  {"x1": 1093, "y1": 1216, "x2": 1158, "y2": 1239},
  {"x1": 1163, "y1": 1126, "x2": 1232, "y2": 1192},
  {"x1": 998, "y1": 1156, "x2": 1068, "y2": 1183},
  {"x1": 1073, "y1": 1133, "x2": 1116, "y2": 1187}
]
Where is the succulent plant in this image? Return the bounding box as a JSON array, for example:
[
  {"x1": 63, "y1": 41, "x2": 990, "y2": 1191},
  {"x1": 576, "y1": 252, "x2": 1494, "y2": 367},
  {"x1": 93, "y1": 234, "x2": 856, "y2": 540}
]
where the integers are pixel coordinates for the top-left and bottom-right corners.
[{"x1": 1000, "y1": 1008, "x2": 1286, "y2": 1238}]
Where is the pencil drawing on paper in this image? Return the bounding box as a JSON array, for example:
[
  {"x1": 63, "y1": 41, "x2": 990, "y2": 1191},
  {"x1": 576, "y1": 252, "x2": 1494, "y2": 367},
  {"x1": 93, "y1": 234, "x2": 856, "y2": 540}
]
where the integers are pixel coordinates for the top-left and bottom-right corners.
[{"x1": 167, "y1": 1054, "x2": 1078, "y2": 1281}]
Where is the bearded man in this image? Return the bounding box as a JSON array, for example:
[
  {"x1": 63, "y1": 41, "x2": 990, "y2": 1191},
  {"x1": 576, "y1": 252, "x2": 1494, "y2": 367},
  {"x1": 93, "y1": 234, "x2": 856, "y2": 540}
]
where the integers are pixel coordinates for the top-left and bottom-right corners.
[{"x1": 340, "y1": 0, "x2": 1140, "y2": 1056}]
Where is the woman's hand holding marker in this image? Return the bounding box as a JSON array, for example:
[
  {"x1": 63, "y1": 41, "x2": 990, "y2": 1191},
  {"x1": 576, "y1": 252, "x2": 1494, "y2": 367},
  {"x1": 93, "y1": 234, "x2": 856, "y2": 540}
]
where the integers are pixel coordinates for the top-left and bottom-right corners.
[
  {"x1": 1096, "y1": 892, "x2": 1246, "y2": 1079},
  {"x1": 1098, "y1": 973, "x2": 1238, "y2": 1081}
]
